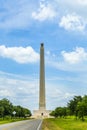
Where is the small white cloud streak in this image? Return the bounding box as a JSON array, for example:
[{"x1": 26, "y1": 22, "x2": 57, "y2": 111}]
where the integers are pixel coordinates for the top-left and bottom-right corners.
[
  {"x1": 0, "y1": 0, "x2": 37, "y2": 30},
  {"x1": 46, "y1": 47, "x2": 87, "y2": 72},
  {"x1": 62, "y1": 47, "x2": 87, "y2": 64},
  {"x1": 32, "y1": 1, "x2": 56, "y2": 21},
  {"x1": 55, "y1": 0, "x2": 87, "y2": 7},
  {"x1": 59, "y1": 14, "x2": 86, "y2": 31},
  {"x1": 0, "y1": 45, "x2": 39, "y2": 64},
  {"x1": 0, "y1": 89, "x2": 13, "y2": 97},
  {"x1": 77, "y1": 0, "x2": 87, "y2": 5},
  {"x1": 46, "y1": 82, "x2": 76, "y2": 109}
]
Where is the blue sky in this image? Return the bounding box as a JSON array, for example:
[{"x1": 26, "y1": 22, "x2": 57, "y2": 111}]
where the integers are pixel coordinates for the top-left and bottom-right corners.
[{"x1": 0, "y1": 0, "x2": 87, "y2": 112}]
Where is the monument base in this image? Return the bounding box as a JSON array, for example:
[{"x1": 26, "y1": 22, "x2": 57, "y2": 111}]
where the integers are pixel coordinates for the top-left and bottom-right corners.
[{"x1": 33, "y1": 109, "x2": 51, "y2": 118}]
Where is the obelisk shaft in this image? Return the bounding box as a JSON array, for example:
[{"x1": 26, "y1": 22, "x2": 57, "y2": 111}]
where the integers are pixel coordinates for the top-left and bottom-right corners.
[{"x1": 39, "y1": 43, "x2": 46, "y2": 110}]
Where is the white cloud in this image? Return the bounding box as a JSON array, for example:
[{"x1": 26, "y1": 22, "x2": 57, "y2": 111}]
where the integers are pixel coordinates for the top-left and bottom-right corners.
[
  {"x1": 64, "y1": 92, "x2": 74, "y2": 99},
  {"x1": 59, "y1": 14, "x2": 85, "y2": 31},
  {"x1": 0, "y1": 89, "x2": 12, "y2": 97},
  {"x1": 55, "y1": 0, "x2": 87, "y2": 7},
  {"x1": 62, "y1": 47, "x2": 87, "y2": 64},
  {"x1": 0, "y1": 0, "x2": 87, "y2": 31},
  {"x1": 46, "y1": 47, "x2": 87, "y2": 72},
  {"x1": 46, "y1": 82, "x2": 76, "y2": 109},
  {"x1": 0, "y1": 72, "x2": 39, "y2": 110},
  {"x1": 0, "y1": 0, "x2": 37, "y2": 29},
  {"x1": 32, "y1": 1, "x2": 56, "y2": 21},
  {"x1": 0, "y1": 45, "x2": 39, "y2": 64},
  {"x1": 76, "y1": 0, "x2": 87, "y2": 5}
]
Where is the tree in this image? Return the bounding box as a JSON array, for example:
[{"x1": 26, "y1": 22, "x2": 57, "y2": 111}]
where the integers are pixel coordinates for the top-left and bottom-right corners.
[
  {"x1": 50, "y1": 110, "x2": 56, "y2": 117},
  {"x1": 62, "y1": 107, "x2": 67, "y2": 118},
  {"x1": 23, "y1": 108, "x2": 32, "y2": 117},
  {"x1": 0, "y1": 98, "x2": 31, "y2": 118},
  {"x1": 76, "y1": 95, "x2": 87, "y2": 120},
  {"x1": 50, "y1": 95, "x2": 87, "y2": 121},
  {"x1": 82, "y1": 95, "x2": 87, "y2": 115},
  {"x1": 68, "y1": 96, "x2": 82, "y2": 116},
  {"x1": 50, "y1": 107, "x2": 68, "y2": 118},
  {"x1": 0, "y1": 106, "x2": 4, "y2": 118},
  {"x1": 13, "y1": 105, "x2": 31, "y2": 118},
  {"x1": 0, "y1": 98, "x2": 13, "y2": 117},
  {"x1": 77, "y1": 101, "x2": 86, "y2": 121}
]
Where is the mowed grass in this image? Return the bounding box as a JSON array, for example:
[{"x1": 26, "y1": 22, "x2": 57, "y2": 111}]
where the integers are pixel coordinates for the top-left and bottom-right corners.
[
  {"x1": 0, "y1": 118, "x2": 30, "y2": 125},
  {"x1": 42, "y1": 117, "x2": 87, "y2": 130}
]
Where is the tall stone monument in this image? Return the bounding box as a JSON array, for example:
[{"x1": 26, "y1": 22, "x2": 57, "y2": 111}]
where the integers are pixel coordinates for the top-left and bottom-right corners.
[
  {"x1": 33, "y1": 43, "x2": 50, "y2": 118},
  {"x1": 39, "y1": 43, "x2": 45, "y2": 111}
]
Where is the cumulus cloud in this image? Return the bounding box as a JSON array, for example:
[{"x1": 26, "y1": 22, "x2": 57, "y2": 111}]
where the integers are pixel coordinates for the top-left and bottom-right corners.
[
  {"x1": 62, "y1": 47, "x2": 87, "y2": 64},
  {"x1": 46, "y1": 47, "x2": 87, "y2": 72},
  {"x1": 59, "y1": 14, "x2": 85, "y2": 31},
  {"x1": 32, "y1": 0, "x2": 56, "y2": 21},
  {"x1": 0, "y1": 0, "x2": 87, "y2": 32},
  {"x1": 0, "y1": 45, "x2": 39, "y2": 64}
]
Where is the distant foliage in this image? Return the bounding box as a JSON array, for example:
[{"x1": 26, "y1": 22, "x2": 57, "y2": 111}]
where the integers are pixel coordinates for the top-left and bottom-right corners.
[
  {"x1": 50, "y1": 95, "x2": 87, "y2": 121},
  {"x1": 0, "y1": 98, "x2": 31, "y2": 118}
]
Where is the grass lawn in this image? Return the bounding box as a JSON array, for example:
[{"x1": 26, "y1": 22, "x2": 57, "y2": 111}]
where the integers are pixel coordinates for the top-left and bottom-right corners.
[
  {"x1": 0, "y1": 118, "x2": 30, "y2": 125},
  {"x1": 42, "y1": 117, "x2": 87, "y2": 130}
]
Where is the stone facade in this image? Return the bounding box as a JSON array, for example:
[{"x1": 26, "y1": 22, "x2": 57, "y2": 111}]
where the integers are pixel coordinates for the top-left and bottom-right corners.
[
  {"x1": 33, "y1": 43, "x2": 51, "y2": 118},
  {"x1": 33, "y1": 110, "x2": 51, "y2": 118}
]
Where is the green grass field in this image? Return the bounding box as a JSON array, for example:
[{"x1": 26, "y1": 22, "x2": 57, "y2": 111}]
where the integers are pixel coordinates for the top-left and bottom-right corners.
[
  {"x1": 42, "y1": 117, "x2": 87, "y2": 130},
  {"x1": 0, "y1": 118, "x2": 30, "y2": 125}
]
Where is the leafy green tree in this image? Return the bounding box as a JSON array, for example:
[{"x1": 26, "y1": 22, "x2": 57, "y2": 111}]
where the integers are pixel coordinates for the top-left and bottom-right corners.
[
  {"x1": 62, "y1": 107, "x2": 67, "y2": 118},
  {"x1": 13, "y1": 105, "x2": 31, "y2": 118},
  {"x1": 0, "y1": 98, "x2": 13, "y2": 117},
  {"x1": 76, "y1": 95, "x2": 87, "y2": 120},
  {"x1": 50, "y1": 110, "x2": 56, "y2": 117},
  {"x1": 50, "y1": 107, "x2": 68, "y2": 118},
  {"x1": 68, "y1": 96, "x2": 82, "y2": 116},
  {"x1": 82, "y1": 95, "x2": 87, "y2": 115},
  {"x1": 13, "y1": 106, "x2": 23, "y2": 117},
  {"x1": 77, "y1": 101, "x2": 86, "y2": 121},
  {"x1": 0, "y1": 106, "x2": 4, "y2": 117},
  {"x1": 0, "y1": 98, "x2": 31, "y2": 118},
  {"x1": 23, "y1": 108, "x2": 32, "y2": 117},
  {"x1": 50, "y1": 95, "x2": 87, "y2": 121}
]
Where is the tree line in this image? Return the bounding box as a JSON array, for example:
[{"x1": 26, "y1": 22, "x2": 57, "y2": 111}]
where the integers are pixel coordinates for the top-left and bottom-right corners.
[
  {"x1": 0, "y1": 98, "x2": 31, "y2": 118},
  {"x1": 50, "y1": 95, "x2": 87, "y2": 121}
]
